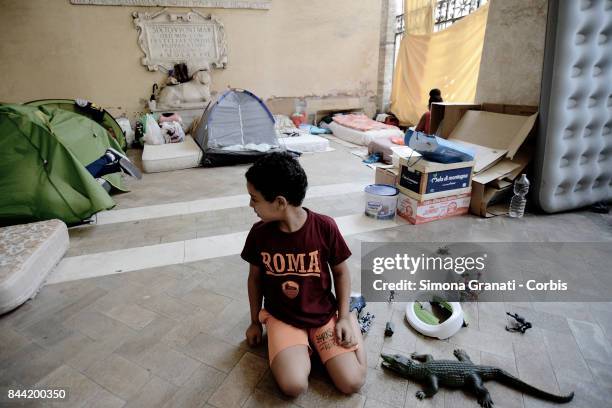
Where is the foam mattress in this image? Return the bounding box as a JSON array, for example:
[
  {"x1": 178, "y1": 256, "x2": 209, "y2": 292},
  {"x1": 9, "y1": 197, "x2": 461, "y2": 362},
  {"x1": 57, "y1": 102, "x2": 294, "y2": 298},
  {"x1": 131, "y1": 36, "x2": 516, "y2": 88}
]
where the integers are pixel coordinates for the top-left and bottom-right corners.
[
  {"x1": 278, "y1": 135, "x2": 331, "y2": 153},
  {"x1": 142, "y1": 135, "x2": 203, "y2": 173},
  {"x1": 328, "y1": 121, "x2": 404, "y2": 146},
  {"x1": 0, "y1": 219, "x2": 69, "y2": 314}
]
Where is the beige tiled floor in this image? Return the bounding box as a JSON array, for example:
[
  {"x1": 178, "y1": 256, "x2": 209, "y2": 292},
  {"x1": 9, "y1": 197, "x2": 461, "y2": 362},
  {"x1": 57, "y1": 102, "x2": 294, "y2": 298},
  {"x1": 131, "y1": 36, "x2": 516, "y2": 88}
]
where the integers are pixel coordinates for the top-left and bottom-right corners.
[{"x1": 1, "y1": 140, "x2": 611, "y2": 407}]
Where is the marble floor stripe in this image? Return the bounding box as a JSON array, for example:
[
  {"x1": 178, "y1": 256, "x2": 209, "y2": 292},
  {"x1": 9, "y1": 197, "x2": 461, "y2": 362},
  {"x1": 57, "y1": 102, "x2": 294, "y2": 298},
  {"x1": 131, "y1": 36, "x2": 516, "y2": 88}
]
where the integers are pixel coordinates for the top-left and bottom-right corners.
[
  {"x1": 48, "y1": 214, "x2": 401, "y2": 284},
  {"x1": 91, "y1": 182, "x2": 368, "y2": 225}
]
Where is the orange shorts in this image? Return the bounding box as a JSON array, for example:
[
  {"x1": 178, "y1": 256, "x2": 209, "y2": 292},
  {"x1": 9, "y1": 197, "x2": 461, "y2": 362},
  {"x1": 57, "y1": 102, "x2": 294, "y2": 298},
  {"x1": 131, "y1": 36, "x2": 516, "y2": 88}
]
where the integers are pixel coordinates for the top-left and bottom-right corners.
[{"x1": 259, "y1": 309, "x2": 358, "y2": 365}]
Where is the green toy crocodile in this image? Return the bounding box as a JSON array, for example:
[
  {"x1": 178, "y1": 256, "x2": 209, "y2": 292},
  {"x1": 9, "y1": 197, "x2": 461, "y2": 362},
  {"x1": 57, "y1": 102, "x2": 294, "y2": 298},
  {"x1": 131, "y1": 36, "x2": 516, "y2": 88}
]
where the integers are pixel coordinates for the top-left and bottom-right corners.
[{"x1": 381, "y1": 349, "x2": 574, "y2": 408}]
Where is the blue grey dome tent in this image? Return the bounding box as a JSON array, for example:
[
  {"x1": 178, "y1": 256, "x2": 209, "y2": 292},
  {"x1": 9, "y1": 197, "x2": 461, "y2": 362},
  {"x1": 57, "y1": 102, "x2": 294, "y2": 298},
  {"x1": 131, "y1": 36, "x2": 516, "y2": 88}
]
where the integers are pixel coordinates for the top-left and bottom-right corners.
[{"x1": 193, "y1": 89, "x2": 280, "y2": 167}]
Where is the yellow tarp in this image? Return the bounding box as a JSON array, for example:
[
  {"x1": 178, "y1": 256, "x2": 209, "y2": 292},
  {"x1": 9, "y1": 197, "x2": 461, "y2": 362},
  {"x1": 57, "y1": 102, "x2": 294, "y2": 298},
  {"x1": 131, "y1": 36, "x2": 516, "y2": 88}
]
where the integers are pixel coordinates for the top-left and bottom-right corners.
[
  {"x1": 391, "y1": 2, "x2": 489, "y2": 126},
  {"x1": 403, "y1": 0, "x2": 436, "y2": 35}
]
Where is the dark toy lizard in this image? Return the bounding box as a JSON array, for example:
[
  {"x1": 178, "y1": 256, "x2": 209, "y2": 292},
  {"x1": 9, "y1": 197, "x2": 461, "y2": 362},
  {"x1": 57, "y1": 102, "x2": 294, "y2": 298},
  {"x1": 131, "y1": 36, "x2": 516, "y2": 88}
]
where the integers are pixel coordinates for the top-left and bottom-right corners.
[{"x1": 381, "y1": 349, "x2": 574, "y2": 408}]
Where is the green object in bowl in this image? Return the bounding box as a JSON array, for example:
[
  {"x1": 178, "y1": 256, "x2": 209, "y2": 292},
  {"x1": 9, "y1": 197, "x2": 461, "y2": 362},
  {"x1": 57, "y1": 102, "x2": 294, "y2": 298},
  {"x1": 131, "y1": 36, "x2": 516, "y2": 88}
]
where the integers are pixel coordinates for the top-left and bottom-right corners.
[{"x1": 413, "y1": 302, "x2": 440, "y2": 325}]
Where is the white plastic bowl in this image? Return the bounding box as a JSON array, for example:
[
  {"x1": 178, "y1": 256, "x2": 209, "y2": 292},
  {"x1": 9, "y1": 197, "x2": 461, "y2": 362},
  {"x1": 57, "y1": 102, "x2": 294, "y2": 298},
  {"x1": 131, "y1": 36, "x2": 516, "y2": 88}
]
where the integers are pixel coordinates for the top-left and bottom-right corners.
[{"x1": 405, "y1": 301, "x2": 464, "y2": 340}]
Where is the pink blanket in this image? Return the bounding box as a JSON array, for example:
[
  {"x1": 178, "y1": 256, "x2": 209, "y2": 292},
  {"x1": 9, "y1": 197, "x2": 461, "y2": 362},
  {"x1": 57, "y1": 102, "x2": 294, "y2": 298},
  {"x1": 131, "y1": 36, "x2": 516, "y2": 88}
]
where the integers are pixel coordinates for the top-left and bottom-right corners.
[{"x1": 332, "y1": 114, "x2": 399, "y2": 132}]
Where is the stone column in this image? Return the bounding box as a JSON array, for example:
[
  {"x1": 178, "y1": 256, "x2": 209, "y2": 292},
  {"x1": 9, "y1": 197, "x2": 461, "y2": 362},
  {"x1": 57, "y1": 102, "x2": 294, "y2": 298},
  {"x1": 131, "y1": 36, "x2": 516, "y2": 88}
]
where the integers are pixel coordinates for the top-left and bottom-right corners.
[{"x1": 376, "y1": 0, "x2": 397, "y2": 113}]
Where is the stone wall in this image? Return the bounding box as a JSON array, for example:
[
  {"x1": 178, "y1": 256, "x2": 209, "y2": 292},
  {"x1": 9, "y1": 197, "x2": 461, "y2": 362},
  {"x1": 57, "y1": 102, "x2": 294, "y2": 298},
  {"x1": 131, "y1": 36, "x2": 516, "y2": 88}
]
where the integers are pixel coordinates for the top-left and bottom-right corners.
[
  {"x1": 0, "y1": 0, "x2": 382, "y2": 119},
  {"x1": 475, "y1": 0, "x2": 548, "y2": 106}
]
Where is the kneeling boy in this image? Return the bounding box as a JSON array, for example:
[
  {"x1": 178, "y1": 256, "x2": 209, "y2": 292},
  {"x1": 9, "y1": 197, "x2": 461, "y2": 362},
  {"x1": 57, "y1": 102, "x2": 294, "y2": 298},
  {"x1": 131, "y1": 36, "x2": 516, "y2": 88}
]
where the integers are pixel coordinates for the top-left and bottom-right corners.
[{"x1": 241, "y1": 152, "x2": 367, "y2": 396}]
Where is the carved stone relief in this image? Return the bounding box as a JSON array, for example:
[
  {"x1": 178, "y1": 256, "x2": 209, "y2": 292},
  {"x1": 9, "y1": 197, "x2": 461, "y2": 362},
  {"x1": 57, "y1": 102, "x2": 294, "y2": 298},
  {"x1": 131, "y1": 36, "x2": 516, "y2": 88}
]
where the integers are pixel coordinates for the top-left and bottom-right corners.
[
  {"x1": 71, "y1": 0, "x2": 271, "y2": 9},
  {"x1": 133, "y1": 8, "x2": 228, "y2": 72}
]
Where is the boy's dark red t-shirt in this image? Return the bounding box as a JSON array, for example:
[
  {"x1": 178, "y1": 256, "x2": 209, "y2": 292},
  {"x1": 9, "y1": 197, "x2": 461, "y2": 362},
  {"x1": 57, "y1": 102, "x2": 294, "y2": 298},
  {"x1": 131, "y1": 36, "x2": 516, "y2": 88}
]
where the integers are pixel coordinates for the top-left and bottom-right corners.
[{"x1": 241, "y1": 208, "x2": 351, "y2": 329}]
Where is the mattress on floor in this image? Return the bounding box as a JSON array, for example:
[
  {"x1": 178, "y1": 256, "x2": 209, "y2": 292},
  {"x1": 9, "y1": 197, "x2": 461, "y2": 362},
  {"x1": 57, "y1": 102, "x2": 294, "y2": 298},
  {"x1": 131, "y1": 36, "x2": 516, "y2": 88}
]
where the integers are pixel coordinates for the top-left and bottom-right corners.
[
  {"x1": 328, "y1": 121, "x2": 404, "y2": 146},
  {"x1": 142, "y1": 135, "x2": 203, "y2": 173},
  {"x1": 278, "y1": 134, "x2": 331, "y2": 153},
  {"x1": 0, "y1": 219, "x2": 69, "y2": 314}
]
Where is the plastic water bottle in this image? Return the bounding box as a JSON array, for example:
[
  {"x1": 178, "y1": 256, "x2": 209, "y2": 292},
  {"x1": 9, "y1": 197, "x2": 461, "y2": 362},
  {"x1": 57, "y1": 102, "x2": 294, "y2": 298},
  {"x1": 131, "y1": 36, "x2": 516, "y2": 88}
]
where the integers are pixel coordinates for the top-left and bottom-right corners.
[{"x1": 508, "y1": 174, "x2": 530, "y2": 218}]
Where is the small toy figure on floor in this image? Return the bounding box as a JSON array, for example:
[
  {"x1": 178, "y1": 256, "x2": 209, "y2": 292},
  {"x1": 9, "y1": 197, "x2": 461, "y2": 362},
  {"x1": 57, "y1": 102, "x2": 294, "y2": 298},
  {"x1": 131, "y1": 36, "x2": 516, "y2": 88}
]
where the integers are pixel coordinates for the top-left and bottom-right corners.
[
  {"x1": 350, "y1": 293, "x2": 375, "y2": 334},
  {"x1": 505, "y1": 312, "x2": 532, "y2": 334},
  {"x1": 384, "y1": 290, "x2": 395, "y2": 337}
]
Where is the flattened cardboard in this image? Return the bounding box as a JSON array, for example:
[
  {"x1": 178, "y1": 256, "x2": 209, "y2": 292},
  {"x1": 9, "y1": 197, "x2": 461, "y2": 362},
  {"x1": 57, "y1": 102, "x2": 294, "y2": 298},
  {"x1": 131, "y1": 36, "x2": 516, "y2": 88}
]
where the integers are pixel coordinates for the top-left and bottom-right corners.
[
  {"x1": 480, "y1": 103, "x2": 538, "y2": 116},
  {"x1": 506, "y1": 146, "x2": 532, "y2": 179},
  {"x1": 507, "y1": 113, "x2": 538, "y2": 158},
  {"x1": 490, "y1": 179, "x2": 512, "y2": 189},
  {"x1": 430, "y1": 103, "x2": 480, "y2": 138},
  {"x1": 427, "y1": 102, "x2": 538, "y2": 217},
  {"x1": 472, "y1": 159, "x2": 521, "y2": 185},
  {"x1": 448, "y1": 110, "x2": 537, "y2": 160},
  {"x1": 450, "y1": 139, "x2": 506, "y2": 173}
]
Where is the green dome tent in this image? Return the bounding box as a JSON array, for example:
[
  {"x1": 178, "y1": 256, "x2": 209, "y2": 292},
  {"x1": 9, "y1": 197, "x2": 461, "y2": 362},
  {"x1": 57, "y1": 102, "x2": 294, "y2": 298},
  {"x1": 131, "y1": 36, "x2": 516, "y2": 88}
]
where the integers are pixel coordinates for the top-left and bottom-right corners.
[
  {"x1": 0, "y1": 104, "x2": 125, "y2": 226},
  {"x1": 25, "y1": 99, "x2": 127, "y2": 150}
]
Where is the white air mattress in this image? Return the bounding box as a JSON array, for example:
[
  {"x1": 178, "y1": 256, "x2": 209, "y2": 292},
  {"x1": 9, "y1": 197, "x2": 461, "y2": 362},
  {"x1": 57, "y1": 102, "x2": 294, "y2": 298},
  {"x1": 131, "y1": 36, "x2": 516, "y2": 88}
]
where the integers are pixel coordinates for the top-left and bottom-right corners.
[
  {"x1": 0, "y1": 219, "x2": 69, "y2": 314},
  {"x1": 328, "y1": 121, "x2": 404, "y2": 146},
  {"x1": 534, "y1": 0, "x2": 611, "y2": 212},
  {"x1": 278, "y1": 135, "x2": 331, "y2": 153},
  {"x1": 142, "y1": 135, "x2": 203, "y2": 173}
]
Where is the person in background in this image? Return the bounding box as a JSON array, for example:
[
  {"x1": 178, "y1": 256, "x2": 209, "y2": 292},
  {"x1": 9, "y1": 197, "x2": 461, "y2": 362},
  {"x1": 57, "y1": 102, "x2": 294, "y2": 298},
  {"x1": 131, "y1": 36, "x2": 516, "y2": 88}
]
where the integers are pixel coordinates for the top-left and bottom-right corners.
[{"x1": 415, "y1": 88, "x2": 443, "y2": 135}]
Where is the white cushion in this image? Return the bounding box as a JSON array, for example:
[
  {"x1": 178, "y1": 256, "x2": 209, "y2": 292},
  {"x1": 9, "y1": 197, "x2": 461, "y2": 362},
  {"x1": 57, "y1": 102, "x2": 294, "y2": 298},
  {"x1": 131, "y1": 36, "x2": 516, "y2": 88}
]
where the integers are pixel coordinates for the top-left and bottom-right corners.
[
  {"x1": 0, "y1": 219, "x2": 69, "y2": 314},
  {"x1": 277, "y1": 135, "x2": 331, "y2": 153},
  {"x1": 142, "y1": 135, "x2": 203, "y2": 173}
]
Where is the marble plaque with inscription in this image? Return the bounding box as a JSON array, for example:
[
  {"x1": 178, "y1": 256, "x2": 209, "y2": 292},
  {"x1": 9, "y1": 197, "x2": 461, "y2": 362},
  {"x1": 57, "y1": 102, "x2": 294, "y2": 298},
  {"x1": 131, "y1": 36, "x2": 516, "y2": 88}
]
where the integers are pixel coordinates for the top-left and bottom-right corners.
[
  {"x1": 133, "y1": 9, "x2": 228, "y2": 71},
  {"x1": 71, "y1": 0, "x2": 271, "y2": 9}
]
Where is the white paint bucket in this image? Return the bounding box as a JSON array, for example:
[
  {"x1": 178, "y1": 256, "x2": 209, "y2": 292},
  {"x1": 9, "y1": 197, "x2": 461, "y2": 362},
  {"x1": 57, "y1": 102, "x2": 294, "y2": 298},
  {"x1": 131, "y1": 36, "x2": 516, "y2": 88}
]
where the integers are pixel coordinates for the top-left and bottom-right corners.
[{"x1": 364, "y1": 184, "x2": 399, "y2": 220}]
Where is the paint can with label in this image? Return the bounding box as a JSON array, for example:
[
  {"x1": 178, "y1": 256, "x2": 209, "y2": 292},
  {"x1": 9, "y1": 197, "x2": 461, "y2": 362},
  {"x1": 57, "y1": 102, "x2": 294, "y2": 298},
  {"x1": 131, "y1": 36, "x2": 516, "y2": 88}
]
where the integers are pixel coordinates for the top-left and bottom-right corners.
[{"x1": 364, "y1": 184, "x2": 399, "y2": 220}]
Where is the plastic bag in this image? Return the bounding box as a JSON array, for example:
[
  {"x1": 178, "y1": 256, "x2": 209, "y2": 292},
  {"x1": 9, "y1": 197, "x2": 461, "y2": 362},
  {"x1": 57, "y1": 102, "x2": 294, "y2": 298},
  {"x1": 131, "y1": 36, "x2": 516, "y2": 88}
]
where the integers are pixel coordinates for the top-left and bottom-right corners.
[
  {"x1": 143, "y1": 114, "x2": 164, "y2": 145},
  {"x1": 404, "y1": 129, "x2": 474, "y2": 163},
  {"x1": 116, "y1": 117, "x2": 135, "y2": 147},
  {"x1": 160, "y1": 121, "x2": 185, "y2": 144}
]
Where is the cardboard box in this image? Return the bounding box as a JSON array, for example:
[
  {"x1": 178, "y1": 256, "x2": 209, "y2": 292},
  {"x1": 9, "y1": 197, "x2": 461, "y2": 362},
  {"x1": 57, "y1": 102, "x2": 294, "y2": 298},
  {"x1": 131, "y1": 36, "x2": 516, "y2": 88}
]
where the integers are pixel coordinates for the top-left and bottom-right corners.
[
  {"x1": 470, "y1": 182, "x2": 513, "y2": 217},
  {"x1": 397, "y1": 156, "x2": 473, "y2": 200},
  {"x1": 375, "y1": 167, "x2": 399, "y2": 186},
  {"x1": 390, "y1": 145, "x2": 421, "y2": 168},
  {"x1": 396, "y1": 192, "x2": 471, "y2": 224},
  {"x1": 429, "y1": 103, "x2": 538, "y2": 217}
]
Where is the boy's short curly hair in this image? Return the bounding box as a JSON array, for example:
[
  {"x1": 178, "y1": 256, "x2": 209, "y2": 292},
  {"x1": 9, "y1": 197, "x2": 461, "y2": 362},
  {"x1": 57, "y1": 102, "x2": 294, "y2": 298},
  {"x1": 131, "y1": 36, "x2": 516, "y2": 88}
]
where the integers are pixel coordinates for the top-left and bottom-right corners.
[{"x1": 245, "y1": 152, "x2": 308, "y2": 206}]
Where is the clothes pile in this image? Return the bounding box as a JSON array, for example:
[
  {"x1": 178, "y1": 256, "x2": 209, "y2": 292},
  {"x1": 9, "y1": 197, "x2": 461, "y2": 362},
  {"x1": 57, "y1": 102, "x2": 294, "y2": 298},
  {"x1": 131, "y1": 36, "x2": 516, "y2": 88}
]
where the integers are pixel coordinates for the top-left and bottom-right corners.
[{"x1": 139, "y1": 112, "x2": 186, "y2": 145}]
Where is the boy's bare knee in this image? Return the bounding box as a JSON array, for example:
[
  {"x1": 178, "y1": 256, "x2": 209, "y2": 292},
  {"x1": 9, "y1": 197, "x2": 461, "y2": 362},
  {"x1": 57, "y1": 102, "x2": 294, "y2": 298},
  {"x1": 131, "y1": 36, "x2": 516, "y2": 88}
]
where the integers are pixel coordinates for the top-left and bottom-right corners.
[
  {"x1": 336, "y1": 374, "x2": 365, "y2": 395},
  {"x1": 278, "y1": 379, "x2": 308, "y2": 397}
]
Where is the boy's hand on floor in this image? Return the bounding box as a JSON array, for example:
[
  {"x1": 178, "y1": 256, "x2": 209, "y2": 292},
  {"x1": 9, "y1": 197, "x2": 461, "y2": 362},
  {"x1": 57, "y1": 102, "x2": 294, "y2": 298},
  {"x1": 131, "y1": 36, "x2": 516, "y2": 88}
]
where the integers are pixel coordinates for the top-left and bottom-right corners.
[
  {"x1": 246, "y1": 322, "x2": 263, "y2": 347},
  {"x1": 335, "y1": 317, "x2": 357, "y2": 348}
]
